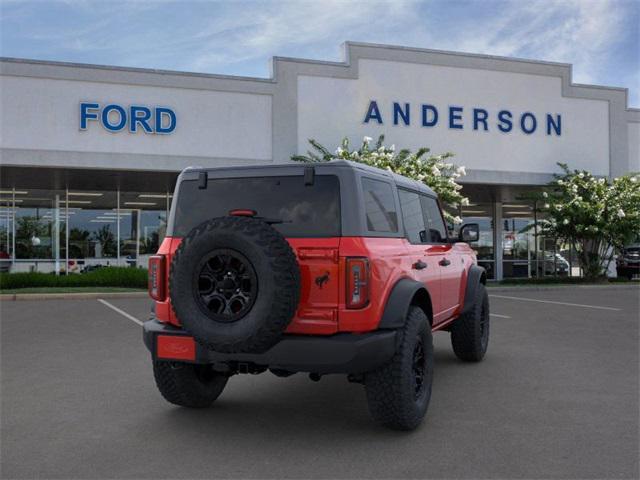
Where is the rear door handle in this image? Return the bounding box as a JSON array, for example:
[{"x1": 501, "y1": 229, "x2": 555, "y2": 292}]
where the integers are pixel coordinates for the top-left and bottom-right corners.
[
  {"x1": 439, "y1": 258, "x2": 451, "y2": 267},
  {"x1": 413, "y1": 260, "x2": 427, "y2": 270}
]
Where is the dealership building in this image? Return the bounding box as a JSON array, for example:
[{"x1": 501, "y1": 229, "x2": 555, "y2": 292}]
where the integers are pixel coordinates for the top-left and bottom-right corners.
[{"x1": 1, "y1": 42, "x2": 638, "y2": 280}]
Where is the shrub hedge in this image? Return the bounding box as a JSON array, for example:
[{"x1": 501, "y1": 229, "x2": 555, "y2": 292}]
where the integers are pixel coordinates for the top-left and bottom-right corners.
[{"x1": 0, "y1": 267, "x2": 148, "y2": 290}]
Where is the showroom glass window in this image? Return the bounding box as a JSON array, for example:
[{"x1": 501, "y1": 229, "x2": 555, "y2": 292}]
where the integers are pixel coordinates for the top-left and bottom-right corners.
[
  {"x1": 502, "y1": 202, "x2": 535, "y2": 278},
  {"x1": 0, "y1": 188, "x2": 170, "y2": 273},
  {"x1": 447, "y1": 202, "x2": 496, "y2": 280}
]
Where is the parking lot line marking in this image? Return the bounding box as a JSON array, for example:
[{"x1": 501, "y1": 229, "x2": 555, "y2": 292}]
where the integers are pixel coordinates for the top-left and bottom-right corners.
[
  {"x1": 490, "y1": 313, "x2": 511, "y2": 318},
  {"x1": 97, "y1": 299, "x2": 144, "y2": 326},
  {"x1": 489, "y1": 294, "x2": 621, "y2": 311}
]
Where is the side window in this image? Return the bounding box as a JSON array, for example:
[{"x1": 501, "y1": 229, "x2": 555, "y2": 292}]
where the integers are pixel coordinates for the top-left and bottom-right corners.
[
  {"x1": 420, "y1": 195, "x2": 448, "y2": 243},
  {"x1": 361, "y1": 177, "x2": 398, "y2": 233},
  {"x1": 398, "y1": 189, "x2": 427, "y2": 244}
]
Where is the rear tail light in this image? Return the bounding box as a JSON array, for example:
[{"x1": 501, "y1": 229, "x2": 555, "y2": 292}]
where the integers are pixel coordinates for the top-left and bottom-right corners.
[
  {"x1": 148, "y1": 255, "x2": 166, "y2": 301},
  {"x1": 346, "y1": 257, "x2": 370, "y2": 309},
  {"x1": 229, "y1": 209, "x2": 257, "y2": 217}
]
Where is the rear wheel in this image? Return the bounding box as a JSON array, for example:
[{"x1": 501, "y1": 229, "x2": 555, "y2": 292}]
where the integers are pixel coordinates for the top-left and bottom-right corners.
[
  {"x1": 153, "y1": 361, "x2": 228, "y2": 408},
  {"x1": 450, "y1": 283, "x2": 490, "y2": 362},
  {"x1": 364, "y1": 306, "x2": 433, "y2": 430}
]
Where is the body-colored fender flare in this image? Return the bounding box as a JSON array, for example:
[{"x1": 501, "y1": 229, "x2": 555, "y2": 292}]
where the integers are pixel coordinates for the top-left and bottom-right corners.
[
  {"x1": 378, "y1": 278, "x2": 433, "y2": 329},
  {"x1": 460, "y1": 265, "x2": 487, "y2": 315}
]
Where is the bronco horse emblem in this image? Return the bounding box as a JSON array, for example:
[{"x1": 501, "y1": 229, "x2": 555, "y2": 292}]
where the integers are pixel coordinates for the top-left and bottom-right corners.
[{"x1": 315, "y1": 271, "x2": 330, "y2": 289}]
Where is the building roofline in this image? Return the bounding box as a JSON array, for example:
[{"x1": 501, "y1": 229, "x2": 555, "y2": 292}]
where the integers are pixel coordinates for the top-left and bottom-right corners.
[
  {"x1": 0, "y1": 56, "x2": 274, "y2": 84},
  {"x1": 1, "y1": 40, "x2": 636, "y2": 109}
]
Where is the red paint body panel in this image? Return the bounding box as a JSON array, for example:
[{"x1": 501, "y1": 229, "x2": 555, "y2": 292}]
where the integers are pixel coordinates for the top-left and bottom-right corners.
[{"x1": 151, "y1": 235, "x2": 476, "y2": 334}]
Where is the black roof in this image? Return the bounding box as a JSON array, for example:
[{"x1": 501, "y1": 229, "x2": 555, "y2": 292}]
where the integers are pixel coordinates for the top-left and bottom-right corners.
[{"x1": 185, "y1": 160, "x2": 437, "y2": 197}]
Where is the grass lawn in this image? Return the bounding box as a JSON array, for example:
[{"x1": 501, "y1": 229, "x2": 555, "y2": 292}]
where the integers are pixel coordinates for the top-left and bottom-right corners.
[{"x1": 0, "y1": 287, "x2": 147, "y2": 295}]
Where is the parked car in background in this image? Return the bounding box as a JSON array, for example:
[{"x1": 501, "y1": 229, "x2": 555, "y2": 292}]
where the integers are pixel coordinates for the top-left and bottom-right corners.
[
  {"x1": 617, "y1": 243, "x2": 640, "y2": 280},
  {"x1": 538, "y1": 252, "x2": 570, "y2": 276},
  {"x1": 0, "y1": 249, "x2": 11, "y2": 273}
]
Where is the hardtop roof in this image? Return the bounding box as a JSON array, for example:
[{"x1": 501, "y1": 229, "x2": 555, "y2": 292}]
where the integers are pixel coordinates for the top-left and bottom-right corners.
[{"x1": 183, "y1": 160, "x2": 437, "y2": 197}]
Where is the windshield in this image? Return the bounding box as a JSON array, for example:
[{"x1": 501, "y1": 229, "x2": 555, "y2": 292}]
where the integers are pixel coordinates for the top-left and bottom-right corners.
[{"x1": 171, "y1": 174, "x2": 341, "y2": 237}]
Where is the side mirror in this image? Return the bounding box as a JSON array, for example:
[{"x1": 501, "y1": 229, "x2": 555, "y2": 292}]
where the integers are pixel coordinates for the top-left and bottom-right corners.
[{"x1": 459, "y1": 223, "x2": 479, "y2": 243}]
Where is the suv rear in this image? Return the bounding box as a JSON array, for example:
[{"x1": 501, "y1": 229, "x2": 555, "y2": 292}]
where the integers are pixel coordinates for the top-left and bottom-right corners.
[{"x1": 144, "y1": 160, "x2": 488, "y2": 430}]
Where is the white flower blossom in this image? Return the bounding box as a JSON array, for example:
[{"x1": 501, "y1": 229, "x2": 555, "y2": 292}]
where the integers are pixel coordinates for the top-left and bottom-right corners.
[
  {"x1": 453, "y1": 216, "x2": 462, "y2": 224},
  {"x1": 617, "y1": 209, "x2": 625, "y2": 218},
  {"x1": 544, "y1": 203, "x2": 550, "y2": 209},
  {"x1": 563, "y1": 219, "x2": 569, "y2": 225},
  {"x1": 461, "y1": 198, "x2": 470, "y2": 206},
  {"x1": 390, "y1": 144, "x2": 395, "y2": 152},
  {"x1": 363, "y1": 136, "x2": 372, "y2": 144},
  {"x1": 456, "y1": 166, "x2": 466, "y2": 176},
  {"x1": 542, "y1": 191, "x2": 548, "y2": 198},
  {"x1": 335, "y1": 147, "x2": 344, "y2": 156}
]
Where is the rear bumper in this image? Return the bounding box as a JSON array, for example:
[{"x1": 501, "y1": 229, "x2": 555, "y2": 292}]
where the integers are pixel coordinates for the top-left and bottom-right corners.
[{"x1": 143, "y1": 319, "x2": 397, "y2": 374}]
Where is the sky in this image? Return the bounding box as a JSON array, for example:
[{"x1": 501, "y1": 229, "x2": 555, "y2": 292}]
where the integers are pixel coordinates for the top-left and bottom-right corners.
[{"x1": 1, "y1": 0, "x2": 639, "y2": 106}]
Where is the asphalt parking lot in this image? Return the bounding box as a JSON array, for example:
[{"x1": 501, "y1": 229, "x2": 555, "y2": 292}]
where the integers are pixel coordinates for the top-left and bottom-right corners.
[{"x1": 1, "y1": 286, "x2": 638, "y2": 479}]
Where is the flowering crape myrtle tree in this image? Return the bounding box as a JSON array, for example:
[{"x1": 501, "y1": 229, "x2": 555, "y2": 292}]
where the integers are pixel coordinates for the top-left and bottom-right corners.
[
  {"x1": 292, "y1": 135, "x2": 469, "y2": 224},
  {"x1": 538, "y1": 163, "x2": 640, "y2": 279}
]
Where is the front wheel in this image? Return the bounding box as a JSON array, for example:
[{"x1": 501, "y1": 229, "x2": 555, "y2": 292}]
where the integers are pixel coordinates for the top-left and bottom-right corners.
[
  {"x1": 153, "y1": 361, "x2": 228, "y2": 408},
  {"x1": 364, "y1": 306, "x2": 434, "y2": 430},
  {"x1": 450, "y1": 283, "x2": 490, "y2": 362}
]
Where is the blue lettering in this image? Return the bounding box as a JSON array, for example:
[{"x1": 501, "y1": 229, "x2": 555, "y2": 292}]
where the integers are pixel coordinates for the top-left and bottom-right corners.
[
  {"x1": 363, "y1": 100, "x2": 383, "y2": 124},
  {"x1": 155, "y1": 107, "x2": 176, "y2": 134},
  {"x1": 449, "y1": 106, "x2": 463, "y2": 129},
  {"x1": 421, "y1": 104, "x2": 438, "y2": 127},
  {"x1": 473, "y1": 108, "x2": 489, "y2": 131},
  {"x1": 497, "y1": 110, "x2": 513, "y2": 132},
  {"x1": 393, "y1": 102, "x2": 410, "y2": 126},
  {"x1": 80, "y1": 102, "x2": 99, "y2": 130},
  {"x1": 520, "y1": 112, "x2": 537, "y2": 134},
  {"x1": 546, "y1": 114, "x2": 561, "y2": 136},
  {"x1": 101, "y1": 104, "x2": 127, "y2": 132},
  {"x1": 130, "y1": 105, "x2": 153, "y2": 133}
]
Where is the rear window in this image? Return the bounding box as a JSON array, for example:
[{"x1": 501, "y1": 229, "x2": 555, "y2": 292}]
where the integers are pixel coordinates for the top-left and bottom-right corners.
[{"x1": 172, "y1": 175, "x2": 340, "y2": 237}]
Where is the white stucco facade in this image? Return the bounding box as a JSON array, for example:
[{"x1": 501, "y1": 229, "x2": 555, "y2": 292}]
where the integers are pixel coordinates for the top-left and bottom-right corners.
[
  {"x1": 298, "y1": 59, "x2": 611, "y2": 177},
  {"x1": 0, "y1": 42, "x2": 637, "y2": 279},
  {"x1": 0, "y1": 41, "x2": 637, "y2": 181}
]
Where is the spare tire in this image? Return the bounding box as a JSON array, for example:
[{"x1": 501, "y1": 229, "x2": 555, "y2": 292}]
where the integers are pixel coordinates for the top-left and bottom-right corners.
[{"x1": 169, "y1": 216, "x2": 300, "y2": 353}]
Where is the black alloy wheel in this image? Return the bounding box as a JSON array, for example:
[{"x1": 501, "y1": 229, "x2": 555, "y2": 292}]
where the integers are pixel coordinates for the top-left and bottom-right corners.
[{"x1": 194, "y1": 249, "x2": 257, "y2": 323}]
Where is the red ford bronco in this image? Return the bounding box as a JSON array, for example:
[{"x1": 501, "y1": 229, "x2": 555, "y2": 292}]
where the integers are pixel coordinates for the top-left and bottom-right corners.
[{"x1": 143, "y1": 160, "x2": 489, "y2": 430}]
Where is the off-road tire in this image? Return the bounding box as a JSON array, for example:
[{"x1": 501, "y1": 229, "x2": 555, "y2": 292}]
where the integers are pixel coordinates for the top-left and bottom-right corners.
[
  {"x1": 169, "y1": 216, "x2": 300, "y2": 353},
  {"x1": 450, "y1": 283, "x2": 490, "y2": 362},
  {"x1": 364, "y1": 306, "x2": 434, "y2": 431},
  {"x1": 153, "y1": 361, "x2": 228, "y2": 408}
]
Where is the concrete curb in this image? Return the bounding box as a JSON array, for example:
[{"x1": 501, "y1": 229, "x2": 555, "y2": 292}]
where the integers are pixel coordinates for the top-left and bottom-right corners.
[
  {"x1": 0, "y1": 291, "x2": 148, "y2": 301},
  {"x1": 487, "y1": 283, "x2": 640, "y2": 292}
]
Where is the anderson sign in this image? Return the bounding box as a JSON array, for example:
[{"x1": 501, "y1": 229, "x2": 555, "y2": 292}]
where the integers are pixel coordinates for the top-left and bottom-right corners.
[{"x1": 363, "y1": 100, "x2": 562, "y2": 136}]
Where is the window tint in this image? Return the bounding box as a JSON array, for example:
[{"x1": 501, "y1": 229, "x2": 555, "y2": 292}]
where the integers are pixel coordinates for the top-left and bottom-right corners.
[
  {"x1": 172, "y1": 175, "x2": 340, "y2": 237},
  {"x1": 361, "y1": 178, "x2": 398, "y2": 233},
  {"x1": 399, "y1": 189, "x2": 427, "y2": 243},
  {"x1": 420, "y1": 196, "x2": 448, "y2": 243}
]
